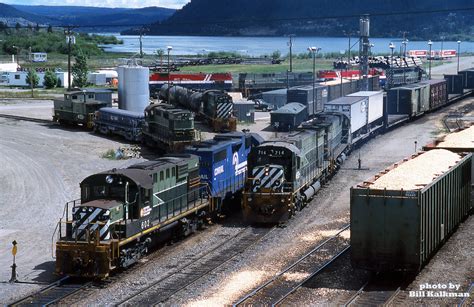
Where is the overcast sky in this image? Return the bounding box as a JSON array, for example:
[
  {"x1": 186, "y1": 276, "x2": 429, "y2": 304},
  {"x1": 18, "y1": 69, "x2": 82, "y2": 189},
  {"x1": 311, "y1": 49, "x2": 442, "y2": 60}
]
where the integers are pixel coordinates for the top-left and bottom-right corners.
[{"x1": 2, "y1": 0, "x2": 190, "y2": 9}]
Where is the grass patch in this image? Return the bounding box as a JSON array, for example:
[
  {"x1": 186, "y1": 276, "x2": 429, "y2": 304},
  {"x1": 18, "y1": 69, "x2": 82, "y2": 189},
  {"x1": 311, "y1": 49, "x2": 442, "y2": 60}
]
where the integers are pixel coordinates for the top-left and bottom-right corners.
[
  {"x1": 101, "y1": 149, "x2": 118, "y2": 160},
  {"x1": 0, "y1": 90, "x2": 58, "y2": 99},
  {"x1": 180, "y1": 58, "x2": 333, "y2": 74}
]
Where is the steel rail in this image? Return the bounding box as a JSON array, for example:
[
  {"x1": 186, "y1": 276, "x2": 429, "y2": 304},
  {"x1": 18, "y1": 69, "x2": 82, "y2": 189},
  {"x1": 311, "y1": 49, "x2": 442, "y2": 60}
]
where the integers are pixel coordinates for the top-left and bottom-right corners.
[{"x1": 233, "y1": 224, "x2": 350, "y2": 306}]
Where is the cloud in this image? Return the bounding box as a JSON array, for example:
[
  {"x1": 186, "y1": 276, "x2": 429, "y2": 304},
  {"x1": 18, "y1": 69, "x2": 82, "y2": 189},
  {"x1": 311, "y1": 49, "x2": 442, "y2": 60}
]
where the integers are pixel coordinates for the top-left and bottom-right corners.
[{"x1": 3, "y1": 0, "x2": 190, "y2": 9}]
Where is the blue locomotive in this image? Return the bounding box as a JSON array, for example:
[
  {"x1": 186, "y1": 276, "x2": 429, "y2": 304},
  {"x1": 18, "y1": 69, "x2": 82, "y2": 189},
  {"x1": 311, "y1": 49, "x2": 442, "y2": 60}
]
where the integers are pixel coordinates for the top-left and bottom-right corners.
[{"x1": 185, "y1": 131, "x2": 263, "y2": 205}]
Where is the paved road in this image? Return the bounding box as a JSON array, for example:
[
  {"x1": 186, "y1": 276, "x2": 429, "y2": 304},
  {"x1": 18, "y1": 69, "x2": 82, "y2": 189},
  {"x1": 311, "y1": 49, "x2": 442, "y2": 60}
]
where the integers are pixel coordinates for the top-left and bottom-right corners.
[{"x1": 431, "y1": 56, "x2": 474, "y2": 78}]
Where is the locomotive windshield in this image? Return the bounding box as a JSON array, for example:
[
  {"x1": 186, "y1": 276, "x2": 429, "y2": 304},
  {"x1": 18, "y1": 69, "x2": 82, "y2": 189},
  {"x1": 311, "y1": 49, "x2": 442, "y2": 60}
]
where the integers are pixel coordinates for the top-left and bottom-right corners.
[
  {"x1": 81, "y1": 174, "x2": 138, "y2": 204},
  {"x1": 250, "y1": 146, "x2": 295, "y2": 181}
]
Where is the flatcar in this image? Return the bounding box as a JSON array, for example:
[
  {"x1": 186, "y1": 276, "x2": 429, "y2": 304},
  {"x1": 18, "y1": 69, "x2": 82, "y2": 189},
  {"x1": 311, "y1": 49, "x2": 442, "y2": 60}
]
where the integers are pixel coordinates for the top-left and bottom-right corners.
[
  {"x1": 159, "y1": 84, "x2": 237, "y2": 132},
  {"x1": 94, "y1": 107, "x2": 145, "y2": 142},
  {"x1": 185, "y1": 131, "x2": 263, "y2": 205},
  {"x1": 55, "y1": 155, "x2": 210, "y2": 278},
  {"x1": 53, "y1": 90, "x2": 112, "y2": 128},
  {"x1": 242, "y1": 113, "x2": 348, "y2": 223},
  {"x1": 143, "y1": 103, "x2": 200, "y2": 152}
]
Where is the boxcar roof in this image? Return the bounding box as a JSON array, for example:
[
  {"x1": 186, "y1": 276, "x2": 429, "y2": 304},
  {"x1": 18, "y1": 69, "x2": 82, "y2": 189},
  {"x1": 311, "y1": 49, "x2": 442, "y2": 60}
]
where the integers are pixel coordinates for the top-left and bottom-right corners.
[{"x1": 325, "y1": 96, "x2": 366, "y2": 105}]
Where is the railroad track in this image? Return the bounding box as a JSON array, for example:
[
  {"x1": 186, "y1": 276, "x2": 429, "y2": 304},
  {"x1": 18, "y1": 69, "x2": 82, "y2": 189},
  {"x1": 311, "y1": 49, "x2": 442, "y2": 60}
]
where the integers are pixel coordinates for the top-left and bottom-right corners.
[
  {"x1": 234, "y1": 224, "x2": 350, "y2": 306},
  {"x1": 342, "y1": 273, "x2": 412, "y2": 307},
  {"x1": 117, "y1": 226, "x2": 274, "y2": 306},
  {"x1": 8, "y1": 277, "x2": 92, "y2": 307},
  {"x1": 0, "y1": 113, "x2": 53, "y2": 125}
]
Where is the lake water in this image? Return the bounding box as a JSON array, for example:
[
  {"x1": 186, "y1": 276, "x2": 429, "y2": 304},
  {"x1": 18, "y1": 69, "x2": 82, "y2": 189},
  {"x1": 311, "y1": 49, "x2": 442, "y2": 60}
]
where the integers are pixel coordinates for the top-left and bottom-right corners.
[{"x1": 99, "y1": 34, "x2": 474, "y2": 56}]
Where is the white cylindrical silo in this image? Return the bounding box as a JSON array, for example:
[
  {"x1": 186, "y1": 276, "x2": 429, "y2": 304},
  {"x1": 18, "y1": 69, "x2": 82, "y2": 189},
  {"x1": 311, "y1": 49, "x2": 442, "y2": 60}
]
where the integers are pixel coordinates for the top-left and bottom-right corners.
[{"x1": 118, "y1": 65, "x2": 150, "y2": 112}]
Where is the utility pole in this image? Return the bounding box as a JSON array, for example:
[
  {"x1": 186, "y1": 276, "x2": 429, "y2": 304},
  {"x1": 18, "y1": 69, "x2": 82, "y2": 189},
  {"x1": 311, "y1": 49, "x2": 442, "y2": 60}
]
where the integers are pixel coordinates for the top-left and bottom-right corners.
[
  {"x1": 457, "y1": 40, "x2": 461, "y2": 73},
  {"x1": 359, "y1": 15, "x2": 370, "y2": 91},
  {"x1": 287, "y1": 34, "x2": 295, "y2": 72},
  {"x1": 308, "y1": 46, "x2": 320, "y2": 115},
  {"x1": 64, "y1": 27, "x2": 75, "y2": 90},
  {"x1": 428, "y1": 40, "x2": 433, "y2": 79},
  {"x1": 167, "y1": 46, "x2": 173, "y2": 105},
  {"x1": 139, "y1": 29, "x2": 144, "y2": 58}
]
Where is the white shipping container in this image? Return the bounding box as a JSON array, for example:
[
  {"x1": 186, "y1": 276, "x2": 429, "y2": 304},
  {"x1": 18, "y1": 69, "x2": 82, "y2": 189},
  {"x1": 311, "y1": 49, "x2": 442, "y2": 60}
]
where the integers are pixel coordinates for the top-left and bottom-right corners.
[
  {"x1": 348, "y1": 91, "x2": 384, "y2": 124},
  {"x1": 324, "y1": 96, "x2": 368, "y2": 134}
]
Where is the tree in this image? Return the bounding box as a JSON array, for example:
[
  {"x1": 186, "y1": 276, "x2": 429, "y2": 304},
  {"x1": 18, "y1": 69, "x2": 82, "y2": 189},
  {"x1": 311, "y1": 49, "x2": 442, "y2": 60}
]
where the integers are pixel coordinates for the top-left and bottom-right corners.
[
  {"x1": 35, "y1": 23, "x2": 40, "y2": 32},
  {"x1": 43, "y1": 70, "x2": 58, "y2": 89},
  {"x1": 26, "y1": 69, "x2": 39, "y2": 88},
  {"x1": 27, "y1": 24, "x2": 33, "y2": 31},
  {"x1": 72, "y1": 54, "x2": 89, "y2": 88},
  {"x1": 271, "y1": 50, "x2": 281, "y2": 60},
  {"x1": 15, "y1": 23, "x2": 21, "y2": 31},
  {"x1": 47, "y1": 25, "x2": 53, "y2": 33},
  {"x1": 156, "y1": 49, "x2": 164, "y2": 67}
]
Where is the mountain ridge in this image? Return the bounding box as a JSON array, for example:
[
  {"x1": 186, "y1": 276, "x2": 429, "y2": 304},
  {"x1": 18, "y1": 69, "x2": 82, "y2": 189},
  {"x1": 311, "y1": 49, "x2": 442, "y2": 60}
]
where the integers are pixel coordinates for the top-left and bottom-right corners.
[{"x1": 128, "y1": 0, "x2": 474, "y2": 40}]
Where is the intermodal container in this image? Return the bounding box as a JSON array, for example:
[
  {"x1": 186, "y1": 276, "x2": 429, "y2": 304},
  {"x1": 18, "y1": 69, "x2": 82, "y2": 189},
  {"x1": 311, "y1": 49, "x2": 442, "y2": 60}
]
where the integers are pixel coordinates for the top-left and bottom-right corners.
[
  {"x1": 287, "y1": 84, "x2": 328, "y2": 117},
  {"x1": 351, "y1": 152, "x2": 472, "y2": 272}
]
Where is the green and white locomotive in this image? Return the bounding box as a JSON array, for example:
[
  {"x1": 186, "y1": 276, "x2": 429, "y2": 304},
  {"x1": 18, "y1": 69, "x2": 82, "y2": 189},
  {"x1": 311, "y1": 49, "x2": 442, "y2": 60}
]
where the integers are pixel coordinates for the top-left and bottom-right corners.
[
  {"x1": 53, "y1": 89, "x2": 113, "y2": 128},
  {"x1": 143, "y1": 103, "x2": 200, "y2": 152},
  {"x1": 55, "y1": 154, "x2": 213, "y2": 279}
]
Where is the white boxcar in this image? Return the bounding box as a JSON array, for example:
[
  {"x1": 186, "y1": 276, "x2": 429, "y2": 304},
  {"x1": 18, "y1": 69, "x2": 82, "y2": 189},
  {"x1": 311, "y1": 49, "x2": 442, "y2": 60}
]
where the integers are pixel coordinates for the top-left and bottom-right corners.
[
  {"x1": 324, "y1": 96, "x2": 369, "y2": 134},
  {"x1": 348, "y1": 91, "x2": 384, "y2": 124}
]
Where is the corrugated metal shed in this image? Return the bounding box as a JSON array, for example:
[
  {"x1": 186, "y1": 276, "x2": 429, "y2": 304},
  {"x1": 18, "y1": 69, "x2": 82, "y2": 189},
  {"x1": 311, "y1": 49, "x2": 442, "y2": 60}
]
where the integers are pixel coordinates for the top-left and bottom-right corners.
[
  {"x1": 233, "y1": 100, "x2": 255, "y2": 123},
  {"x1": 270, "y1": 102, "x2": 307, "y2": 131}
]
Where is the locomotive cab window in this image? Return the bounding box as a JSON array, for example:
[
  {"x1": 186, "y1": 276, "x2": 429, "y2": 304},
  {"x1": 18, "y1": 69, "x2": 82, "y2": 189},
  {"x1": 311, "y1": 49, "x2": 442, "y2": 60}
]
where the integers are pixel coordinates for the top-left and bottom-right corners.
[
  {"x1": 160, "y1": 171, "x2": 164, "y2": 180},
  {"x1": 166, "y1": 169, "x2": 170, "y2": 178}
]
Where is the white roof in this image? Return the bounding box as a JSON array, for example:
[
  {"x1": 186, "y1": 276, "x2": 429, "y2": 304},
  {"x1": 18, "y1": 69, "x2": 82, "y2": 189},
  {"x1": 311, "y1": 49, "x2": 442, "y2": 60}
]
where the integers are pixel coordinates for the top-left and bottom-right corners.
[{"x1": 348, "y1": 91, "x2": 383, "y2": 97}]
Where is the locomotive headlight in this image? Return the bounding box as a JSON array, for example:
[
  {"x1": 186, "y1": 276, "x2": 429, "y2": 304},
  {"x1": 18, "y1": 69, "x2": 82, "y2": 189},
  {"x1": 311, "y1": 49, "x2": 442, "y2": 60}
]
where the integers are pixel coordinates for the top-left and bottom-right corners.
[
  {"x1": 247, "y1": 197, "x2": 252, "y2": 202},
  {"x1": 106, "y1": 175, "x2": 114, "y2": 184}
]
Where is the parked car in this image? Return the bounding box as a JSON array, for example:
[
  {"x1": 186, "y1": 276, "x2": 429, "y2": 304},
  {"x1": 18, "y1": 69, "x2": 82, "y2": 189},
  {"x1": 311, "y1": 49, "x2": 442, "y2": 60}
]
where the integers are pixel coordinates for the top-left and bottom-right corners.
[{"x1": 253, "y1": 99, "x2": 274, "y2": 111}]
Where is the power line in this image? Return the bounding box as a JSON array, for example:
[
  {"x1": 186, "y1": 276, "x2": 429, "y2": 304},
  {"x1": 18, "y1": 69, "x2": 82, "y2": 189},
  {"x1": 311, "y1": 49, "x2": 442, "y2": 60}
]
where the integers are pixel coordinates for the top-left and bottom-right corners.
[{"x1": 0, "y1": 6, "x2": 474, "y2": 30}]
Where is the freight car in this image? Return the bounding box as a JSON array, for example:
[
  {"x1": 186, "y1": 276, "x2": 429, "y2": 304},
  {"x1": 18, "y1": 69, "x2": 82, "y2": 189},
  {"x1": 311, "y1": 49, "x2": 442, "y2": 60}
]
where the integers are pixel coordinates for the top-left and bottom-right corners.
[
  {"x1": 143, "y1": 103, "x2": 199, "y2": 152},
  {"x1": 351, "y1": 150, "x2": 472, "y2": 272},
  {"x1": 149, "y1": 73, "x2": 233, "y2": 95},
  {"x1": 185, "y1": 131, "x2": 263, "y2": 204},
  {"x1": 243, "y1": 113, "x2": 348, "y2": 223},
  {"x1": 386, "y1": 83, "x2": 430, "y2": 119},
  {"x1": 53, "y1": 90, "x2": 112, "y2": 128},
  {"x1": 94, "y1": 108, "x2": 145, "y2": 142},
  {"x1": 55, "y1": 155, "x2": 208, "y2": 278},
  {"x1": 159, "y1": 84, "x2": 237, "y2": 132},
  {"x1": 423, "y1": 126, "x2": 474, "y2": 208}
]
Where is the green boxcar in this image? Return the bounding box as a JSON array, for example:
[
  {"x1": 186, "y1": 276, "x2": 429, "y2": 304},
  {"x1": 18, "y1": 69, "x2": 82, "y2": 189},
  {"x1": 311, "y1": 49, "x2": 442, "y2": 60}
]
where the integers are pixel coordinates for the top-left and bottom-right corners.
[{"x1": 350, "y1": 152, "x2": 472, "y2": 272}]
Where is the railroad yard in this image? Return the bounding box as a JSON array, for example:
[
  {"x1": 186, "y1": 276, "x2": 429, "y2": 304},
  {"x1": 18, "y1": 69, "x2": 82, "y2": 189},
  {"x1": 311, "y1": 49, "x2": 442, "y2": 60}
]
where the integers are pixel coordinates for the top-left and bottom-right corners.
[
  {"x1": 0, "y1": 93, "x2": 473, "y2": 305},
  {"x1": 1, "y1": 10, "x2": 474, "y2": 305}
]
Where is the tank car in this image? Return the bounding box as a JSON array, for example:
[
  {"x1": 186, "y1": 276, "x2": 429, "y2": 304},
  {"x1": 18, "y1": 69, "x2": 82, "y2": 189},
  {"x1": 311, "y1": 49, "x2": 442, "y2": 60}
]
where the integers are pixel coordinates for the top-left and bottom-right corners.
[
  {"x1": 53, "y1": 90, "x2": 112, "y2": 128},
  {"x1": 143, "y1": 103, "x2": 200, "y2": 152},
  {"x1": 159, "y1": 84, "x2": 237, "y2": 132},
  {"x1": 242, "y1": 113, "x2": 349, "y2": 224},
  {"x1": 55, "y1": 155, "x2": 209, "y2": 279}
]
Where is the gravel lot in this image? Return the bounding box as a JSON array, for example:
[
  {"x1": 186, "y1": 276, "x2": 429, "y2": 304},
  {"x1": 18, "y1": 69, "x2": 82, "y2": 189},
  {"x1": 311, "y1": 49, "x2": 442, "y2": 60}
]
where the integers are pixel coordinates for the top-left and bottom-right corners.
[
  {"x1": 0, "y1": 100, "x2": 145, "y2": 303},
  {"x1": 0, "y1": 97, "x2": 472, "y2": 305}
]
